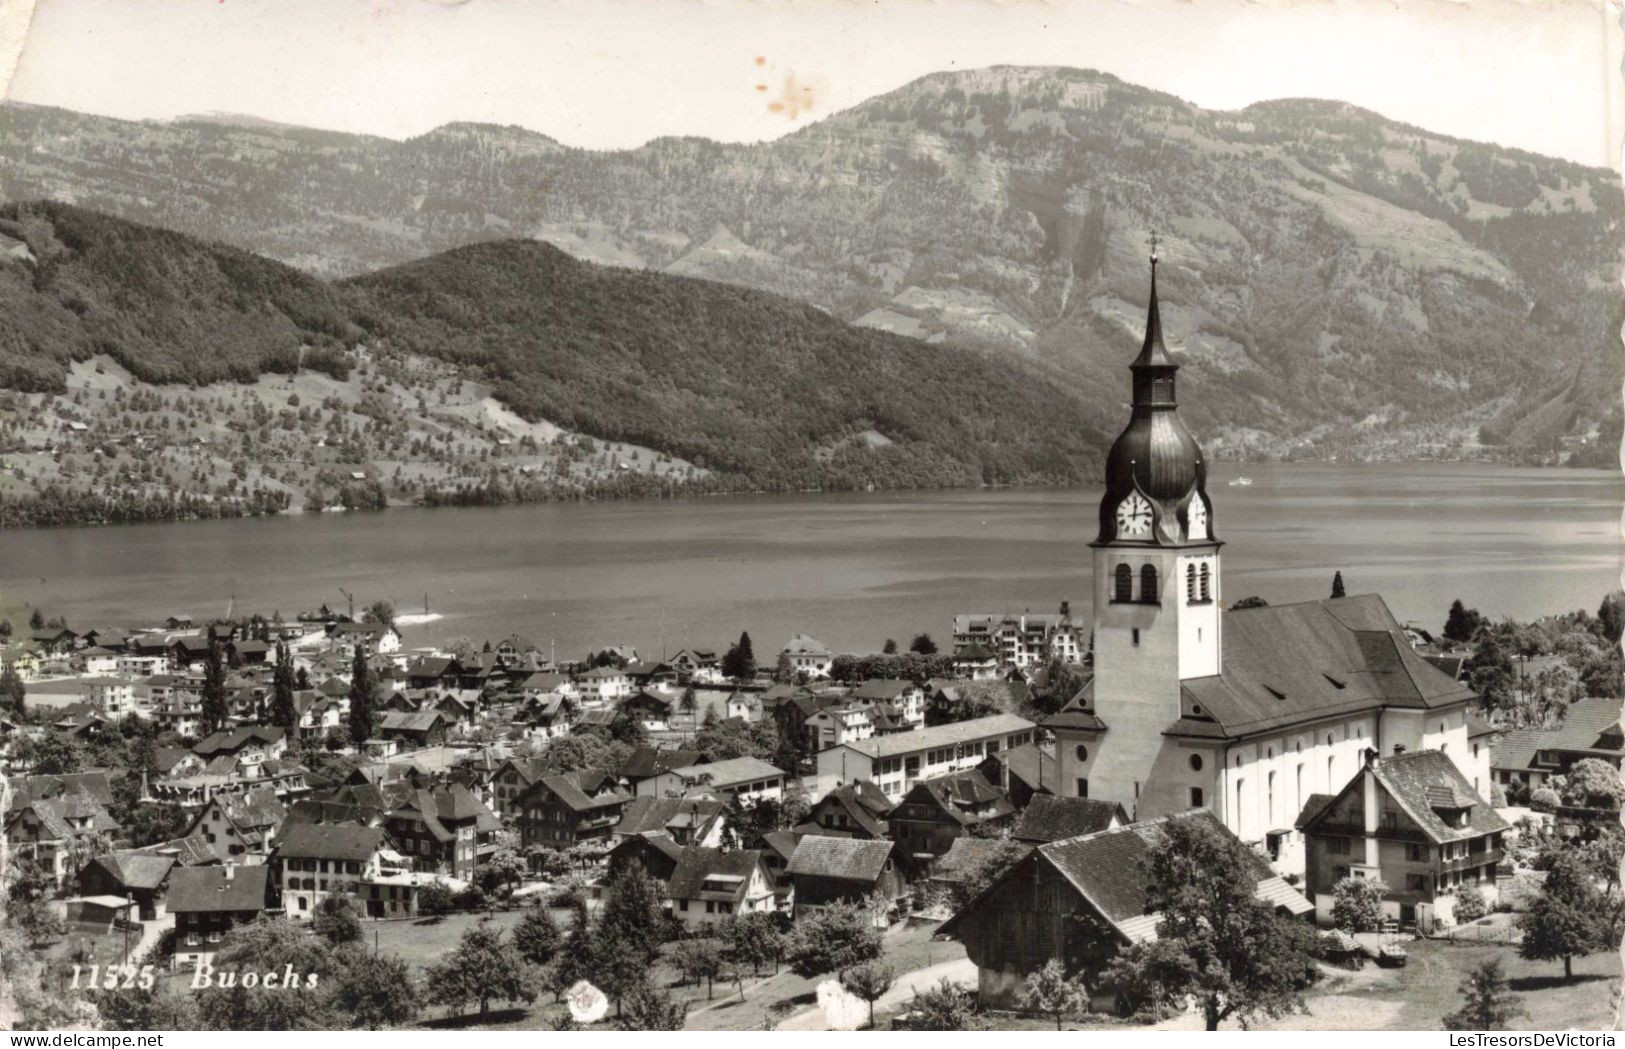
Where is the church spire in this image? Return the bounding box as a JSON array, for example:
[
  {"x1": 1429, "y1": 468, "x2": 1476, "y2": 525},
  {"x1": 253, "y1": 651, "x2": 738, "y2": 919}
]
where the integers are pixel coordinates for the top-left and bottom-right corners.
[{"x1": 1132, "y1": 233, "x2": 1176, "y2": 373}]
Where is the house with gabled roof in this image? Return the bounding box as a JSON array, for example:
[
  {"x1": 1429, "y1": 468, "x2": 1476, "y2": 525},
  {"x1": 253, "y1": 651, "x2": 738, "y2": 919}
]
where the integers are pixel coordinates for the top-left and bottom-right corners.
[
  {"x1": 77, "y1": 850, "x2": 178, "y2": 920},
  {"x1": 608, "y1": 832, "x2": 688, "y2": 887},
  {"x1": 515, "y1": 769, "x2": 631, "y2": 848},
  {"x1": 786, "y1": 836, "x2": 904, "y2": 925},
  {"x1": 169, "y1": 864, "x2": 273, "y2": 967},
  {"x1": 667, "y1": 846, "x2": 777, "y2": 928},
  {"x1": 1490, "y1": 696, "x2": 1624, "y2": 797},
  {"x1": 377, "y1": 709, "x2": 449, "y2": 748},
  {"x1": 6, "y1": 792, "x2": 121, "y2": 886},
  {"x1": 938, "y1": 810, "x2": 1312, "y2": 1009},
  {"x1": 888, "y1": 769, "x2": 1016, "y2": 872},
  {"x1": 850, "y1": 679, "x2": 927, "y2": 729},
  {"x1": 1297, "y1": 748, "x2": 1509, "y2": 929},
  {"x1": 980, "y1": 741, "x2": 1059, "y2": 808},
  {"x1": 183, "y1": 787, "x2": 287, "y2": 864},
  {"x1": 780, "y1": 634, "x2": 833, "y2": 679},
  {"x1": 1011, "y1": 795, "x2": 1128, "y2": 844},
  {"x1": 384, "y1": 783, "x2": 500, "y2": 879},
  {"x1": 802, "y1": 780, "x2": 893, "y2": 839},
  {"x1": 615, "y1": 796, "x2": 726, "y2": 847},
  {"x1": 273, "y1": 822, "x2": 395, "y2": 919}
]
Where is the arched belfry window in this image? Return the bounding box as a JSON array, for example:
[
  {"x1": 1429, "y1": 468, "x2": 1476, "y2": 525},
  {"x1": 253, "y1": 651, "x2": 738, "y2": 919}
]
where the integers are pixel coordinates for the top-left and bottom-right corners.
[
  {"x1": 1186, "y1": 563, "x2": 1198, "y2": 602},
  {"x1": 1199, "y1": 563, "x2": 1212, "y2": 601},
  {"x1": 1113, "y1": 564, "x2": 1133, "y2": 603},
  {"x1": 1140, "y1": 564, "x2": 1158, "y2": 603}
]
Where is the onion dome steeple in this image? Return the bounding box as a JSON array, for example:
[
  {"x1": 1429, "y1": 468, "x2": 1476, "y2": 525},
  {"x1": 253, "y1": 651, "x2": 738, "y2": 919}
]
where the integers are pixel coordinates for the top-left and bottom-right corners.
[{"x1": 1094, "y1": 237, "x2": 1214, "y2": 546}]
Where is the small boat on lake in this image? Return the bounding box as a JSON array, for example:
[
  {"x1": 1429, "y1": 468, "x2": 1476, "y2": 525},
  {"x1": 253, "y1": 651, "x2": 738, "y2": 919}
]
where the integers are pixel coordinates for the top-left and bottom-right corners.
[{"x1": 1228, "y1": 477, "x2": 1253, "y2": 487}]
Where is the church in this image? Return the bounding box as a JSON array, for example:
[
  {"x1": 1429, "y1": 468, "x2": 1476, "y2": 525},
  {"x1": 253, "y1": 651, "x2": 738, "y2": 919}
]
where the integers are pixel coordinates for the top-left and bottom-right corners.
[{"x1": 1044, "y1": 248, "x2": 1489, "y2": 873}]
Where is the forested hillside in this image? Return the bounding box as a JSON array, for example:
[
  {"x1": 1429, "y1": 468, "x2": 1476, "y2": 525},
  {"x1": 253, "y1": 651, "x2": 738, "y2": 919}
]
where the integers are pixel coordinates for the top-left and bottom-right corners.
[{"x1": 0, "y1": 204, "x2": 1106, "y2": 527}]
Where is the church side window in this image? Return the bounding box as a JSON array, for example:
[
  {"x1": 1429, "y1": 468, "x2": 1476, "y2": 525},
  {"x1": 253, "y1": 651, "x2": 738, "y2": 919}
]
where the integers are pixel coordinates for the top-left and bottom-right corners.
[
  {"x1": 1186, "y1": 563, "x2": 1198, "y2": 601},
  {"x1": 1113, "y1": 564, "x2": 1133, "y2": 603},
  {"x1": 1140, "y1": 564, "x2": 1158, "y2": 603},
  {"x1": 1199, "y1": 563, "x2": 1212, "y2": 601}
]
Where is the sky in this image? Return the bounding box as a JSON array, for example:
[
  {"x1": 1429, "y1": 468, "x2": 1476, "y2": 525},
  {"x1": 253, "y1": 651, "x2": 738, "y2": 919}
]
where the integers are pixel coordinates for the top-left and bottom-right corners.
[{"x1": 4, "y1": 0, "x2": 1621, "y2": 168}]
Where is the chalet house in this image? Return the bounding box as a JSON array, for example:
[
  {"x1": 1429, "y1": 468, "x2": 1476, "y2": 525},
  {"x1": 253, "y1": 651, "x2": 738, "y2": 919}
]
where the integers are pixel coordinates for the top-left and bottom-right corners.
[
  {"x1": 225, "y1": 639, "x2": 271, "y2": 667},
  {"x1": 51, "y1": 704, "x2": 108, "y2": 738},
  {"x1": 1297, "y1": 748, "x2": 1509, "y2": 929},
  {"x1": 194, "y1": 725, "x2": 288, "y2": 764},
  {"x1": 787, "y1": 836, "x2": 905, "y2": 925},
  {"x1": 780, "y1": 634, "x2": 833, "y2": 679},
  {"x1": 1490, "y1": 696, "x2": 1623, "y2": 797},
  {"x1": 929, "y1": 837, "x2": 1027, "y2": 896},
  {"x1": 616, "y1": 796, "x2": 726, "y2": 847},
  {"x1": 377, "y1": 710, "x2": 450, "y2": 748},
  {"x1": 938, "y1": 811, "x2": 1312, "y2": 1009},
  {"x1": 494, "y1": 635, "x2": 543, "y2": 668},
  {"x1": 169, "y1": 864, "x2": 273, "y2": 968},
  {"x1": 888, "y1": 770, "x2": 1016, "y2": 871},
  {"x1": 516, "y1": 770, "x2": 632, "y2": 848},
  {"x1": 952, "y1": 644, "x2": 1000, "y2": 681},
  {"x1": 642, "y1": 756, "x2": 785, "y2": 804},
  {"x1": 274, "y1": 822, "x2": 393, "y2": 919},
  {"x1": 802, "y1": 780, "x2": 894, "y2": 839},
  {"x1": 513, "y1": 671, "x2": 578, "y2": 702},
  {"x1": 184, "y1": 788, "x2": 287, "y2": 863},
  {"x1": 78, "y1": 851, "x2": 178, "y2": 920},
  {"x1": 667, "y1": 847, "x2": 777, "y2": 928},
  {"x1": 328, "y1": 621, "x2": 403, "y2": 657},
  {"x1": 406, "y1": 656, "x2": 465, "y2": 691},
  {"x1": 490, "y1": 757, "x2": 552, "y2": 816},
  {"x1": 928, "y1": 679, "x2": 1027, "y2": 727},
  {"x1": 1, "y1": 643, "x2": 43, "y2": 681},
  {"x1": 816, "y1": 713, "x2": 1038, "y2": 803},
  {"x1": 670, "y1": 648, "x2": 722, "y2": 684},
  {"x1": 576, "y1": 665, "x2": 633, "y2": 706},
  {"x1": 625, "y1": 661, "x2": 681, "y2": 689},
  {"x1": 29, "y1": 626, "x2": 78, "y2": 656},
  {"x1": 5, "y1": 793, "x2": 120, "y2": 886},
  {"x1": 622, "y1": 687, "x2": 679, "y2": 731},
  {"x1": 1011, "y1": 795, "x2": 1128, "y2": 845},
  {"x1": 850, "y1": 679, "x2": 928, "y2": 729},
  {"x1": 608, "y1": 832, "x2": 688, "y2": 887},
  {"x1": 383, "y1": 784, "x2": 500, "y2": 879},
  {"x1": 804, "y1": 701, "x2": 880, "y2": 751},
  {"x1": 518, "y1": 693, "x2": 575, "y2": 739}
]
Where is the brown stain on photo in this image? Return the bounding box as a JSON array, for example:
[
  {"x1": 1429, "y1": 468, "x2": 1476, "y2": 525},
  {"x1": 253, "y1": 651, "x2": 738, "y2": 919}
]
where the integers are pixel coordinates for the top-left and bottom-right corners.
[{"x1": 765, "y1": 70, "x2": 822, "y2": 121}]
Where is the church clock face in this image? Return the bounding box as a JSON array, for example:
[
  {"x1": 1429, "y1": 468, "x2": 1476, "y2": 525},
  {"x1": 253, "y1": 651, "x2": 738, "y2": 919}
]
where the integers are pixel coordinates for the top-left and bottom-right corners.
[
  {"x1": 1188, "y1": 496, "x2": 1209, "y2": 540},
  {"x1": 1116, "y1": 492, "x2": 1153, "y2": 538}
]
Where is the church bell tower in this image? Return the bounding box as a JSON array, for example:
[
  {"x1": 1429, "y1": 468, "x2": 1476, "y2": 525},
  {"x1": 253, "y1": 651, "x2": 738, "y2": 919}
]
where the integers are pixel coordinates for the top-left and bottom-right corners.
[{"x1": 1053, "y1": 239, "x2": 1222, "y2": 811}]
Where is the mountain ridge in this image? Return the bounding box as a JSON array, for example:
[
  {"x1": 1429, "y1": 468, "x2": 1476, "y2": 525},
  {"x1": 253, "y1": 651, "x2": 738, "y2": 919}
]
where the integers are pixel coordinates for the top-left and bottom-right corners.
[{"x1": 1, "y1": 65, "x2": 1619, "y2": 464}]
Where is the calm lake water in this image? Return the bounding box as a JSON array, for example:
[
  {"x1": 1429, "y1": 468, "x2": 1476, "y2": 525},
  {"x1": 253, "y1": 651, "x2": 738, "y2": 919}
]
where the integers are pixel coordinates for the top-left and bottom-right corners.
[{"x1": 1, "y1": 463, "x2": 1619, "y2": 660}]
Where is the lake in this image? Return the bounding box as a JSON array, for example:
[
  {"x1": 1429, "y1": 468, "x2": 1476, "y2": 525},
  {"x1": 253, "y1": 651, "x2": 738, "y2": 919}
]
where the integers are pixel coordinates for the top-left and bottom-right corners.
[{"x1": 1, "y1": 462, "x2": 1618, "y2": 661}]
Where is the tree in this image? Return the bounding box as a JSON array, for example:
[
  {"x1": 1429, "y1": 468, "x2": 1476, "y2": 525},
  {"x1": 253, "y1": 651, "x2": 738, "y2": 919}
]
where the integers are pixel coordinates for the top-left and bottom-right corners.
[
  {"x1": 882, "y1": 638, "x2": 898, "y2": 655},
  {"x1": 785, "y1": 900, "x2": 883, "y2": 978},
  {"x1": 1559, "y1": 758, "x2": 1625, "y2": 809},
  {"x1": 679, "y1": 684, "x2": 698, "y2": 721},
  {"x1": 1596, "y1": 593, "x2": 1624, "y2": 645},
  {"x1": 722, "y1": 910, "x2": 782, "y2": 977},
  {"x1": 200, "y1": 639, "x2": 229, "y2": 735},
  {"x1": 1330, "y1": 571, "x2": 1346, "y2": 599},
  {"x1": 593, "y1": 865, "x2": 667, "y2": 1011},
  {"x1": 0, "y1": 666, "x2": 24, "y2": 714},
  {"x1": 416, "y1": 882, "x2": 454, "y2": 917},
  {"x1": 617, "y1": 979, "x2": 687, "y2": 1030},
  {"x1": 480, "y1": 845, "x2": 528, "y2": 896},
  {"x1": 1453, "y1": 882, "x2": 1488, "y2": 923},
  {"x1": 722, "y1": 631, "x2": 756, "y2": 680},
  {"x1": 29, "y1": 608, "x2": 44, "y2": 630},
  {"x1": 364, "y1": 599, "x2": 396, "y2": 629},
  {"x1": 425, "y1": 918, "x2": 537, "y2": 1018},
  {"x1": 1017, "y1": 958, "x2": 1090, "y2": 1030},
  {"x1": 330, "y1": 949, "x2": 420, "y2": 1029},
  {"x1": 1444, "y1": 599, "x2": 1486, "y2": 644},
  {"x1": 842, "y1": 960, "x2": 895, "y2": 1028},
  {"x1": 512, "y1": 905, "x2": 561, "y2": 967},
  {"x1": 313, "y1": 895, "x2": 362, "y2": 944},
  {"x1": 1106, "y1": 816, "x2": 1319, "y2": 1030},
  {"x1": 950, "y1": 836, "x2": 1029, "y2": 909},
  {"x1": 1442, "y1": 958, "x2": 1525, "y2": 1031},
  {"x1": 194, "y1": 917, "x2": 338, "y2": 1029},
  {"x1": 1529, "y1": 786, "x2": 1561, "y2": 812},
  {"x1": 909, "y1": 633, "x2": 938, "y2": 655},
  {"x1": 671, "y1": 936, "x2": 724, "y2": 998},
  {"x1": 906, "y1": 977, "x2": 978, "y2": 1031},
  {"x1": 1329, "y1": 876, "x2": 1388, "y2": 933},
  {"x1": 1470, "y1": 629, "x2": 1516, "y2": 715},
  {"x1": 347, "y1": 642, "x2": 378, "y2": 747},
  {"x1": 270, "y1": 641, "x2": 298, "y2": 737},
  {"x1": 554, "y1": 898, "x2": 597, "y2": 994},
  {"x1": 1518, "y1": 850, "x2": 1605, "y2": 980}
]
